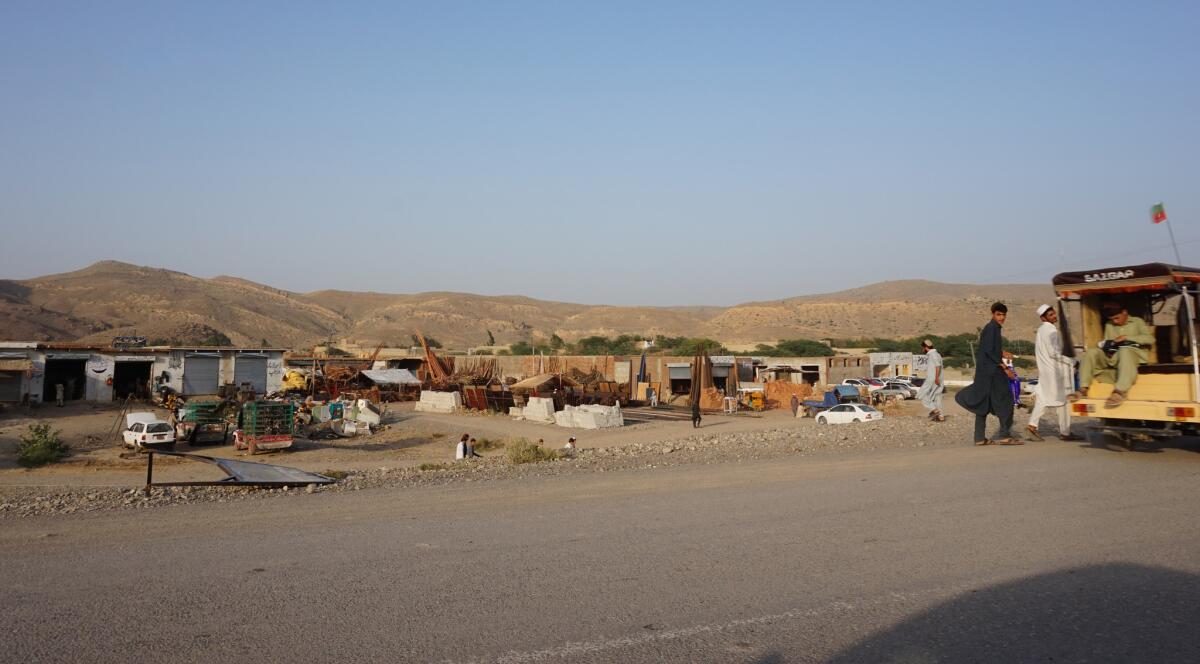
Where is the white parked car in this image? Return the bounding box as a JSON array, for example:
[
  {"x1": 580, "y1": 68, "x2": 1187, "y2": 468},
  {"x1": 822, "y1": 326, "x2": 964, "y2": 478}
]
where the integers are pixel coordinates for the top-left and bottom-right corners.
[
  {"x1": 815, "y1": 403, "x2": 885, "y2": 425},
  {"x1": 122, "y1": 412, "x2": 176, "y2": 450},
  {"x1": 843, "y1": 378, "x2": 887, "y2": 393},
  {"x1": 881, "y1": 381, "x2": 918, "y2": 399}
]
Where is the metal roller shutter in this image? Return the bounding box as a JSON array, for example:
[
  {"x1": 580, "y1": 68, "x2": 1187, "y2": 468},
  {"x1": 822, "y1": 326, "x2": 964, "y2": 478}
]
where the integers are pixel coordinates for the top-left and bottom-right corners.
[
  {"x1": 183, "y1": 355, "x2": 220, "y2": 395},
  {"x1": 234, "y1": 355, "x2": 267, "y2": 394},
  {"x1": 668, "y1": 366, "x2": 691, "y2": 380},
  {"x1": 0, "y1": 371, "x2": 21, "y2": 401}
]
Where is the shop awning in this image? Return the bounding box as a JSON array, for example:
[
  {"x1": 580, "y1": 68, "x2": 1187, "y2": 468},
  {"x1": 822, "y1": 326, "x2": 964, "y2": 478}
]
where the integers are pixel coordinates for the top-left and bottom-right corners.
[{"x1": 1054, "y1": 263, "x2": 1200, "y2": 295}]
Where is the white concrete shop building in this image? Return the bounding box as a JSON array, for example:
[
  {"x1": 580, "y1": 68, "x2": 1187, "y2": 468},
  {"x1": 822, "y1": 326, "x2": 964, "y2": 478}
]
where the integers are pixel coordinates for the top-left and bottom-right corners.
[{"x1": 0, "y1": 343, "x2": 285, "y2": 403}]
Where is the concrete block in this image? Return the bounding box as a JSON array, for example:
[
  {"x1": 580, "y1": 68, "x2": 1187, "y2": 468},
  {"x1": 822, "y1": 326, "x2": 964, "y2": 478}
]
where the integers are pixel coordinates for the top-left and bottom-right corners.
[
  {"x1": 554, "y1": 404, "x2": 624, "y2": 429},
  {"x1": 414, "y1": 390, "x2": 462, "y2": 414},
  {"x1": 523, "y1": 397, "x2": 556, "y2": 423}
]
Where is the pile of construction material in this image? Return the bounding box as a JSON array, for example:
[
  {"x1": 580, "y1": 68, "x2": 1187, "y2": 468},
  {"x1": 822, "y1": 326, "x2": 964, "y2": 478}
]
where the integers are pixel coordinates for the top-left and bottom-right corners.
[
  {"x1": 763, "y1": 381, "x2": 818, "y2": 409},
  {"x1": 554, "y1": 403, "x2": 624, "y2": 429},
  {"x1": 414, "y1": 390, "x2": 462, "y2": 414}
]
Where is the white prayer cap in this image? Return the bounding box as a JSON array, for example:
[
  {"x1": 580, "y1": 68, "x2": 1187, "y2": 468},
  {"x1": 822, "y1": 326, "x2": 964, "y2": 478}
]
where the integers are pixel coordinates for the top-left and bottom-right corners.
[{"x1": 1036, "y1": 304, "x2": 1052, "y2": 317}]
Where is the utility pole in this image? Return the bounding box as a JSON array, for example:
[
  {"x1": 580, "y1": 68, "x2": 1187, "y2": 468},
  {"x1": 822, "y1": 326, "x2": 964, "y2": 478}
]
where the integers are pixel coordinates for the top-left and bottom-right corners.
[{"x1": 968, "y1": 340, "x2": 975, "y2": 370}]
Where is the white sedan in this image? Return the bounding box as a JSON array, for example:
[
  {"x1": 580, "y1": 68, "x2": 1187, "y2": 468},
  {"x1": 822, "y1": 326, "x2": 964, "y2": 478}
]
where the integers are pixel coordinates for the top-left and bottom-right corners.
[
  {"x1": 815, "y1": 403, "x2": 885, "y2": 425},
  {"x1": 122, "y1": 413, "x2": 177, "y2": 450}
]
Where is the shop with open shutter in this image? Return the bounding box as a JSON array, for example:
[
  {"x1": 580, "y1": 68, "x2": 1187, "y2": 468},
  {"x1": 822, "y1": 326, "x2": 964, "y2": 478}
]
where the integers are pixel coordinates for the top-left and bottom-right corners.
[{"x1": 668, "y1": 363, "x2": 692, "y2": 394}]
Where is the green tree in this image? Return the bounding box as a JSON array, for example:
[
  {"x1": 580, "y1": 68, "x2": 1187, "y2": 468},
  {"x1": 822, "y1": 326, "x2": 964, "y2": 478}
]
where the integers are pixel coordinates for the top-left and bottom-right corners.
[
  {"x1": 486, "y1": 329, "x2": 495, "y2": 346},
  {"x1": 509, "y1": 341, "x2": 534, "y2": 355},
  {"x1": 773, "y1": 339, "x2": 835, "y2": 357},
  {"x1": 670, "y1": 338, "x2": 727, "y2": 356},
  {"x1": 412, "y1": 334, "x2": 442, "y2": 349},
  {"x1": 549, "y1": 334, "x2": 565, "y2": 350},
  {"x1": 573, "y1": 336, "x2": 613, "y2": 355},
  {"x1": 199, "y1": 332, "x2": 233, "y2": 347}
]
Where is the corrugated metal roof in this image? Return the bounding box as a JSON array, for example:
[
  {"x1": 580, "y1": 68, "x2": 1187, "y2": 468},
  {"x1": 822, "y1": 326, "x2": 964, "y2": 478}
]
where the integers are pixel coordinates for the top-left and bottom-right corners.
[{"x1": 360, "y1": 369, "x2": 421, "y2": 385}]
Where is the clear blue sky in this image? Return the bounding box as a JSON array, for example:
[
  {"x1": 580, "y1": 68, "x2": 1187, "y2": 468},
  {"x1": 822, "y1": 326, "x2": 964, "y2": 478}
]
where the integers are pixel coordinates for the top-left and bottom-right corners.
[{"x1": 2, "y1": 1, "x2": 1198, "y2": 305}]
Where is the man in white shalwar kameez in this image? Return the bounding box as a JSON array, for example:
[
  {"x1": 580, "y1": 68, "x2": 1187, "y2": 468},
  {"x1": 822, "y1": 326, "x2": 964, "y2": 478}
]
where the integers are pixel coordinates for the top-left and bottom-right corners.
[
  {"x1": 916, "y1": 340, "x2": 946, "y2": 422},
  {"x1": 1026, "y1": 304, "x2": 1080, "y2": 441}
]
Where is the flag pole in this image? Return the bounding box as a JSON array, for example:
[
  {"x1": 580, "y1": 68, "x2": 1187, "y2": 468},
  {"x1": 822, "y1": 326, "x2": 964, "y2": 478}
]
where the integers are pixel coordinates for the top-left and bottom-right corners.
[
  {"x1": 1166, "y1": 218, "x2": 1184, "y2": 266},
  {"x1": 1154, "y1": 202, "x2": 1183, "y2": 265}
]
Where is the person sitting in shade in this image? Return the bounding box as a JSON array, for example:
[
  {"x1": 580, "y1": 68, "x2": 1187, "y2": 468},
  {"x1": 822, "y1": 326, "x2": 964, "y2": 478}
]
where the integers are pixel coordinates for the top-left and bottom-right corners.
[
  {"x1": 562, "y1": 436, "x2": 577, "y2": 457},
  {"x1": 1070, "y1": 302, "x2": 1154, "y2": 408}
]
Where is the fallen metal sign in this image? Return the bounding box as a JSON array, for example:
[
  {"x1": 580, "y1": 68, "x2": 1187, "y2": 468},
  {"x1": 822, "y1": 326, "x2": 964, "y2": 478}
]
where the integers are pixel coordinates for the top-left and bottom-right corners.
[{"x1": 143, "y1": 450, "x2": 335, "y2": 495}]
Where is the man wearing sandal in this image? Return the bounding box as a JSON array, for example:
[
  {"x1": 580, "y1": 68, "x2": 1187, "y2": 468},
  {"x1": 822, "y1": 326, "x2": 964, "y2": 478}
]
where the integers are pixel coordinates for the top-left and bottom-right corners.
[
  {"x1": 917, "y1": 339, "x2": 946, "y2": 422},
  {"x1": 1026, "y1": 304, "x2": 1079, "y2": 441},
  {"x1": 955, "y1": 302, "x2": 1023, "y2": 445},
  {"x1": 1070, "y1": 302, "x2": 1153, "y2": 409}
]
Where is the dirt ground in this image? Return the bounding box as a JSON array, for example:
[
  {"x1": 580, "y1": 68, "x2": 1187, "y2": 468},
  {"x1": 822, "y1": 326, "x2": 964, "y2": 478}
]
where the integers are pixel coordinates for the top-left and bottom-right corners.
[{"x1": 0, "y1": 398, "x2": 945, "y2": 488}]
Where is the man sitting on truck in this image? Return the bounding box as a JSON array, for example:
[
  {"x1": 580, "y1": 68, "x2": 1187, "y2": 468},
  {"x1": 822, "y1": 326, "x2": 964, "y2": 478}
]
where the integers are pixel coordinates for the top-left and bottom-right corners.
[{"x1": 1070, "y1": 301, "x2": 1155, "y2": 408}]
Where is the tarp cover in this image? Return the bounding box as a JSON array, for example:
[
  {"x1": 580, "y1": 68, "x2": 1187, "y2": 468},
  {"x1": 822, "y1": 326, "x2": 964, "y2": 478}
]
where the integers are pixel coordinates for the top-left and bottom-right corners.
[
  {"x1": 152, "y1": 451, "x2": 334, "y2": 485},
  {"x1": 361, "y1": 369, "x2": 421, "y2": 385},
  {"x1": 509, "y1": 373, "x2": 582, "y2": 391}
]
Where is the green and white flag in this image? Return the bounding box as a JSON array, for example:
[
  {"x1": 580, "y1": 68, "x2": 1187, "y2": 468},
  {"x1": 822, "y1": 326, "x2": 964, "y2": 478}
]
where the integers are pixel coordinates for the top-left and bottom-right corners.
[{"x1": 1152, "y1": 202, "x2": 1167, "y2": 224}]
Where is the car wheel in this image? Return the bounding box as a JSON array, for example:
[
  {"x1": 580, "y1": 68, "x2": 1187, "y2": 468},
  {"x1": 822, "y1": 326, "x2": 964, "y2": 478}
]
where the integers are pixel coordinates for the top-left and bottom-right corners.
[
  {"x1": 853, "y1": 418, "x2": 862, "y2": 423},
  {"x1": 817, "y1": 417, "x2": 827, "y2": 425}
]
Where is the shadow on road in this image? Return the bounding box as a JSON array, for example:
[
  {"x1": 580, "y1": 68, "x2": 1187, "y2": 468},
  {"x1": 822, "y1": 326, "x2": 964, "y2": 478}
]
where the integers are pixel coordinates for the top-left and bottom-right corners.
[
  {"x1": 826, "y1": 563, "x2": 1200, "y2": 663},
  {"x1": 1079, "y1": 431, "x2": 1200, "y2": 455}
]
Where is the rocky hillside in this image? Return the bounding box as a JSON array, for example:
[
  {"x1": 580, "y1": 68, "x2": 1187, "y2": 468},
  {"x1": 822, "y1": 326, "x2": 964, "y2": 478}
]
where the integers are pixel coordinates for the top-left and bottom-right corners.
[{"x1": 0, "y1": 262, "x2": 1055, "y2": 347}]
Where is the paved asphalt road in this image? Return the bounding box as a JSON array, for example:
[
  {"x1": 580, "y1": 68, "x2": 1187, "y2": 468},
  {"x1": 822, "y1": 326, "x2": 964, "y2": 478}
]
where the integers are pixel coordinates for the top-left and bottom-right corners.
[{"x1": 4, "y1": 441, "x2": 1200, "y2": 663}]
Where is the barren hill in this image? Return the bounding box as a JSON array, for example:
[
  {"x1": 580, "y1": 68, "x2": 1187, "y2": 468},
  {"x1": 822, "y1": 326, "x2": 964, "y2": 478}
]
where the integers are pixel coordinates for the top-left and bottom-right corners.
[{"x1": 0, "y1": 262, "x2": 1056, "y2": 348}]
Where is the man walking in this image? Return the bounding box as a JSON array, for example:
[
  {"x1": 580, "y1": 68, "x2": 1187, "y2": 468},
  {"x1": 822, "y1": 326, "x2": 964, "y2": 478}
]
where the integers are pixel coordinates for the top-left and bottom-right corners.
[
  {"x1": 955, "y1": 302, "x2": 1022, "y2": 445},
  {"x1": 691, "y1": 398, "x2": 702, "y2": 428},
  {"x1": 55, "y1": 382, "x2": 65, "y2": 407},
  {"x1": 916, "y1": 340, "x2": 945, "y2": 422},
  {"x1": 1026, "y1": 304, "x2": 1079, "y2": 441}
]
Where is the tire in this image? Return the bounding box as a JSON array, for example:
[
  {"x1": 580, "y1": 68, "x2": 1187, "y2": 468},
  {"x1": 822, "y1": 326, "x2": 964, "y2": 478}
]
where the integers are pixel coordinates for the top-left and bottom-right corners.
[
  {"x1": 817, "y1": 417, "x2": 827, "y2": 425},
  {"x1": 853, "y1": 418, "x2": 862, "y2": 423}
]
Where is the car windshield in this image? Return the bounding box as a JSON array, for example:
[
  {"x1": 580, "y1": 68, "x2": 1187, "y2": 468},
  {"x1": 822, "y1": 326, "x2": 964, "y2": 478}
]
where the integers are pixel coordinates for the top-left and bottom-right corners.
[{"x1": 146, "y1": 423, "x2": 172, "y2": 433}]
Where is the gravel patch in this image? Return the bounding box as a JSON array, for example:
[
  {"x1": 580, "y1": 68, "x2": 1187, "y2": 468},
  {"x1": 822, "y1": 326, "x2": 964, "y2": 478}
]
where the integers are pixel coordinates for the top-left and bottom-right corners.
[{"x1": 0, "y1": 413, "x2": 984, "y2": 520}]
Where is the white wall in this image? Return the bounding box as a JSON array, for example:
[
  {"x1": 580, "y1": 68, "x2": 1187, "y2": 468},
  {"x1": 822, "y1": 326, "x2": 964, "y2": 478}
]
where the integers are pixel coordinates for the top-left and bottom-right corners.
[{"x1": 84, "y1": 355, "x2": 114, "y2": 402}]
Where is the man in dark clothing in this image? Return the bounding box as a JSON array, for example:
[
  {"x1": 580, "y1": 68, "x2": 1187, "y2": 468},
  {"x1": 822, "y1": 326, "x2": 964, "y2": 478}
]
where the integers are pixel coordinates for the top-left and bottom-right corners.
[
  {"x1": 955, "y1": 302, "x2": 1023, "y2": 445},
  {"x1": 691, "y1": 399, "x2": 702, "y2": 428}
]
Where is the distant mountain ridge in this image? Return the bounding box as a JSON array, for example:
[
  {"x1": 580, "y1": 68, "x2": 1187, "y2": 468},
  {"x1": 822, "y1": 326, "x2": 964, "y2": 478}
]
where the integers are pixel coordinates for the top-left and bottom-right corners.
[{"x1": 0, "y1": 261, "x2": 1056, "y2": 347}]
